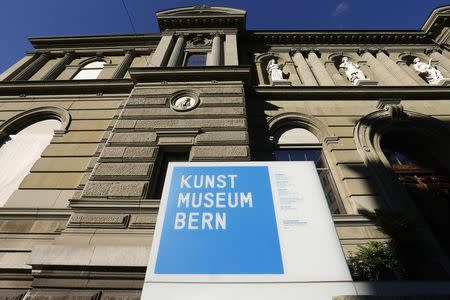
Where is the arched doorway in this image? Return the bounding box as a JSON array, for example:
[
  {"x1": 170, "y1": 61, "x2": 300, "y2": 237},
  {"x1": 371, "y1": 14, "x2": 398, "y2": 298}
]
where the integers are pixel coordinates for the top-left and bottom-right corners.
[{"x1": 381, "y1": 130, "x2": 450, "y2": 261}]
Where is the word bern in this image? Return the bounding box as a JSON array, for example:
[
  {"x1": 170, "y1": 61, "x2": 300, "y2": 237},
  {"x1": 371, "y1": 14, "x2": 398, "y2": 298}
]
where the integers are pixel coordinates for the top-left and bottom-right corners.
[{"x1": 174, "y1": 174, "x2": 253, "y2": 230}]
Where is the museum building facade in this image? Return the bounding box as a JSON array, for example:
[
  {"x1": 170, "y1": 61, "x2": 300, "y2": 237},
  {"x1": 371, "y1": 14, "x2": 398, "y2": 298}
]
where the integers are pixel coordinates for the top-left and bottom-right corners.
[{"x1": 0, "y1": 4, "x2": 450, "y2": 299}]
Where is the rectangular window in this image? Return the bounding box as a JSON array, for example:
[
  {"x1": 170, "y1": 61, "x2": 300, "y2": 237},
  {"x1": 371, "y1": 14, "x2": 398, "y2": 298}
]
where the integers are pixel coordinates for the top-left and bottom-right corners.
[
  {"x1": 184, "y1": 53, "x2": 207, "y2": 67},
  {"x1": 150, "y1": 149, "x2": 190, "y2": 199}
]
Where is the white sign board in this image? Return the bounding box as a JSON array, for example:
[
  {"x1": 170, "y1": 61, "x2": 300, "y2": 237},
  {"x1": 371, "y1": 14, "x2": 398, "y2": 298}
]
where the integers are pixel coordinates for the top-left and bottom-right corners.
[{"x1": 142, "y1": 162, "x2": 354, "y2": 299}]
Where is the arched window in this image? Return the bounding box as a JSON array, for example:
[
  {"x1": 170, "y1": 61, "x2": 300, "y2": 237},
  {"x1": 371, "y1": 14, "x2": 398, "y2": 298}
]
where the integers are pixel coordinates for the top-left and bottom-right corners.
[
  {"x1": 72, "y1": 61, "x2": 105, "y2": 80},
  {"x1": 381, "y1": 131, "x2": 450, "y2": 264},
  {"x1": 0, "y1": 119, "x2": 61, "y2": 206},
  {"x1": 272, "y1": 127, "x2": 344, "y2": 213}
]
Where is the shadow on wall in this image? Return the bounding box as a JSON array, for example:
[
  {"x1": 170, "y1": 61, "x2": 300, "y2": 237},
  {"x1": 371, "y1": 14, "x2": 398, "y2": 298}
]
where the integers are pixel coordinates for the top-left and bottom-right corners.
[
  {"x1": 346, "y1": 114, "x2": 450, "y2": 281},
  {"x1": 248, "y1": 96, "x2": 450, "y2": 281}
]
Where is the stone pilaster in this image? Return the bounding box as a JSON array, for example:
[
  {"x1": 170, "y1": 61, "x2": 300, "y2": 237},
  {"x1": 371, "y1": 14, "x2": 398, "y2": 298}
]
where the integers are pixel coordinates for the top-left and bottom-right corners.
[
  {"x1": 325, "y1": 60, "x2": 347, "y2": 86},
  {"x1": 359, "y1": 49, "x2": 398, "y2": 85},
  {"x1": 149, "y1": 33, "x2": 175, "y2": 67},
  {"x1": 112, "y1": 50, "x2": 135, "y2": 79},
  {"x1": 210, "y1": 33, "x2": 223, "y2": 66},
  {"x1": 12, "y1": 52, "x2": 51, "y2": 81},
  {"x1": 291, "y1": 50, "x2": 318, "y2": 86},
  {"x1": 167, "y1": 34, "x2": 186, "y2": 67},
  {"x1": 427, "y1": 49, "x2": 450, "y2": 74},
  {"x1": 376, "y1": 51, "x2": 417, "y2": 85},
  {"x1": 224, "y1": 33, "x2": 239, "y2": 65},
  {"x1": 41, "y1": 52, "x2": 75, "y2": 80},
  {"x1": 306, "y1": 50, "x2": 334, "y2": 86}
]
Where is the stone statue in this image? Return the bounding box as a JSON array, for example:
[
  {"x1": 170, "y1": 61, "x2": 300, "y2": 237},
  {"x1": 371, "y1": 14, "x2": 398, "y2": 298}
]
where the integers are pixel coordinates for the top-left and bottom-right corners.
[
  {"x1": 266, "y1": 59, "x2": 285, "y2": 81},
  {"x1": 339, "y1": 56, "x2": 366, "y2": 85},
  {"x1": 412, "y1": 57, "x2": 443, "y2": 85}
]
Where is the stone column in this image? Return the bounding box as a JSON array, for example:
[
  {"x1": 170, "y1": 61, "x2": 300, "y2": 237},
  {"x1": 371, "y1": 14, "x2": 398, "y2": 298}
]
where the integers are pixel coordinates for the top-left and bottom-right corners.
[
  {"x1": 149, "y1": 33, "x2": 175, "y2": 67},
  {"x1": 41, "y1": 52, "x2": 75, "y2": 80},
  {"x1": 210, "y1": 33, "x2": 223, "y2": 66},
  {"x1": 376, "y1": 51, "x2": 417, "y2": 85},
  {"x1": 359, "y1": 50, "x2": 398, "y2": 85},
  {"x1": 112, "y1": 50, "x2": 135, "y2": 79},
  {"x1": 306, "y1": 51, "x2": 334, "y2": 86},
  {"x1": 325, "y1": 60, "x2": 347, "y2": 86},
  {"x1": 224, "y1": 33, "x2": 239, "y2": 65},
  {"x1": 428, "y1": 50, "x2": 450, "y2": 74},
  {"x1": 397, "y1": 60, "x2": 426, "y2": 85},
  {"x1": 254, "y1": 61, "x2": 268, "y2": 85},
  {"x1": 291, "y1": 50, "x2": 318, "y2": 86},
  {"x1": 13, "y1": 52, "x2": 51, "y2": 81},
  {"x1": 285, "y1": 60, "x2": 301, "y2": 86},
  {"x1": 167, "y1": 34, "x2": 186, "y2": 67}
]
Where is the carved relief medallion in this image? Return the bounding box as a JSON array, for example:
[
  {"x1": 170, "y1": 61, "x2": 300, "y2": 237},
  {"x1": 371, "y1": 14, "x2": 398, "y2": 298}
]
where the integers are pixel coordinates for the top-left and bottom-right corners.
[{"x1": 170, "y1": 94, "x2": 199, "y2": 112}]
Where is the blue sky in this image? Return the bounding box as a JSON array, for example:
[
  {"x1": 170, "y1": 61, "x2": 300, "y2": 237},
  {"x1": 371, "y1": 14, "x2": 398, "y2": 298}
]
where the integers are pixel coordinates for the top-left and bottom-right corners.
[{"x1": 0, "y1": 0, "x2": 448, "y2": 73}]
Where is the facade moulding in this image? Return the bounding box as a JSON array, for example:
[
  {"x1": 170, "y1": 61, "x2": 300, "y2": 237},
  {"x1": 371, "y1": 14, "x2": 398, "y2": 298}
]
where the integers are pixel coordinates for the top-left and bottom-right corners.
[
  {"x1": 0, "y1": 106, "x2": 71, "y2": 140},
  {"x1": 67, "y1": 198, "x2": 161, "y2": 209},
  {"x1": 0, "y1": 80, "x2": 134, "y2": 96},
  {"x1": 253, "y1": 85, "x2": 450, "y2": 100},
  {"x1": 29, "y1": 34, "x2": 161, "y2": 50}
]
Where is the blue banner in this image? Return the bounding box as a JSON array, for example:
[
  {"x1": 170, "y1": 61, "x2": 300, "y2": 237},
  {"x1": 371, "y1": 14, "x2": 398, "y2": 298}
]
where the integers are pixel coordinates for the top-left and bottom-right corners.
[{"x1": 155, "y1": 166, "x2": 284, "y2": 274}]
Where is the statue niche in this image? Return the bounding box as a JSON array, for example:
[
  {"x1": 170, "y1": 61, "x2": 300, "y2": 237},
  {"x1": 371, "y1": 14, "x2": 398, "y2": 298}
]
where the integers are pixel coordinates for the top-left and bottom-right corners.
[
  {"x1": 412, "y1": 57, "x2": 444, "y2": 85},
  {"x1": 339, "y1": 56, "x2": 366, "y2": 85},
  {"x1": 265, "y1": 58, "x2": 289, "y2": 85}
]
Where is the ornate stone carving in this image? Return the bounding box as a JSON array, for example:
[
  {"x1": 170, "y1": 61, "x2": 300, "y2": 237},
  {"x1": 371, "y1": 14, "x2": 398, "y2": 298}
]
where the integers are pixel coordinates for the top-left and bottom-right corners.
[
  {"x1": 169, "y1": 91, "x2": 200, "y2": 112},
  {"x1": 377, "y1": 99, "x2": 405, "y2": 120},
  {"x1": 339, "y1": 56, "x2": 366, "y2": 85},
  {"x1": 412, "y1": 57, "x2": 443, "y2": 84},
  {"x1": 186, "y1": 35, "x2": 212, "y2": 48}
]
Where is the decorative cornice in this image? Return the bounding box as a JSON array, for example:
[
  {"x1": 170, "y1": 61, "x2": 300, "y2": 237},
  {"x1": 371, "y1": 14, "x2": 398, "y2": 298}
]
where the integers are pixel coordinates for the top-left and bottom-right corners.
[{"x1": 248, "y1": 31, "x2": 433, "y2": 45}]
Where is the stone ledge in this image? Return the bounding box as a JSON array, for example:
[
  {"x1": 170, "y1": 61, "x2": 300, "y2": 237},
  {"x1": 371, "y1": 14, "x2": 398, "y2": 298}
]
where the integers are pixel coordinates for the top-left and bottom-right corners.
[
  {"x1": 68, "y1": 214, "x2": 130, "y2": 229},
  {"x1": 28, "y1": 245, "x2": 150, "y2": 267}
]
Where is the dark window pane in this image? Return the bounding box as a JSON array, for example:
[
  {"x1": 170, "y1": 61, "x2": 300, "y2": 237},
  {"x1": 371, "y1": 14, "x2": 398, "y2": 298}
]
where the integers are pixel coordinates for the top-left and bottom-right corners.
[
  {"x1": 273, "y1": 149, "x2": 323, "y2": 167},
  {"x1": 185, "y1": 53, "x2": 207, "y2": 66},
  {"x1": 153, "y1": 151, "x2": 190, "y2": 199}
]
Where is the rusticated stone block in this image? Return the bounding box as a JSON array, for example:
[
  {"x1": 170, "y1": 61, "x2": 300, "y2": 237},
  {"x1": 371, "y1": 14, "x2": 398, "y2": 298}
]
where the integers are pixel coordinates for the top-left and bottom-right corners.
[
  {"x1": 93, "y1": 163, "x2": 153, "y2": 179},
  {"x1": 200, "y1": 96, "x2": 244, "y2": 105},
  {"x1": 108, "y1": 182, "x2": 147, "y2": 198},
  {"x1": 82, "y1": 182, "x2": 112, "y2": 198},
  {"x1": 24, "y1": 290, "x2": 101, "y2": 300},
  {"x1": 131, "y1": 86, "x2": 242, "y2": 96},
  {"x1": 122, "y1": 107, "x2": 244, "y2": 118},
  {"x1": 136, "y1": 118, "x2": 246, "y2": 130},
  {"x1": 129, "y1": 213, "x2": 158, "y2": 229},
  {"x1": 68, "y1": 213, "x2": 130, "y2": 228},
  {"x1": 127, "y1": 97, "x2": 167, "y2": 106},
  {"x1": 191, "y1": 145, "x2": 249, "y2": 160},
  {"x1": 109, "y1": 132, "x2": 157, "y2": 145},
  {"x1": 123, "y1": 147, "x2": 156, "y2": 159},
  {"x1": 195, "y1": 131, "x2": 248, "y2": 145},
  {"x1": 114, "y1": 119, "x2": 137, "y2": 129},
  {"x1": 102, "y1": 147, "x2": 126, "y2": 158}
]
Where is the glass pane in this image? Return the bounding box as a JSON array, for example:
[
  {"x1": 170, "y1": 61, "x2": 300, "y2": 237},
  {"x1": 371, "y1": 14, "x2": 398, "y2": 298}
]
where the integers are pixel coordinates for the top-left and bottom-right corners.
[
  {"x1": 273, "y1": 149, "x2": 323, "y2": 167},
  {"x1": 73, "y1": 68, "x2": 103, "y2": 80},
  {"x1": 83, "y1": 61, "x2": 105, "y2": 69},
  {"x1": 185, "y1": 53, "x2": 207, "y2": 66}
]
